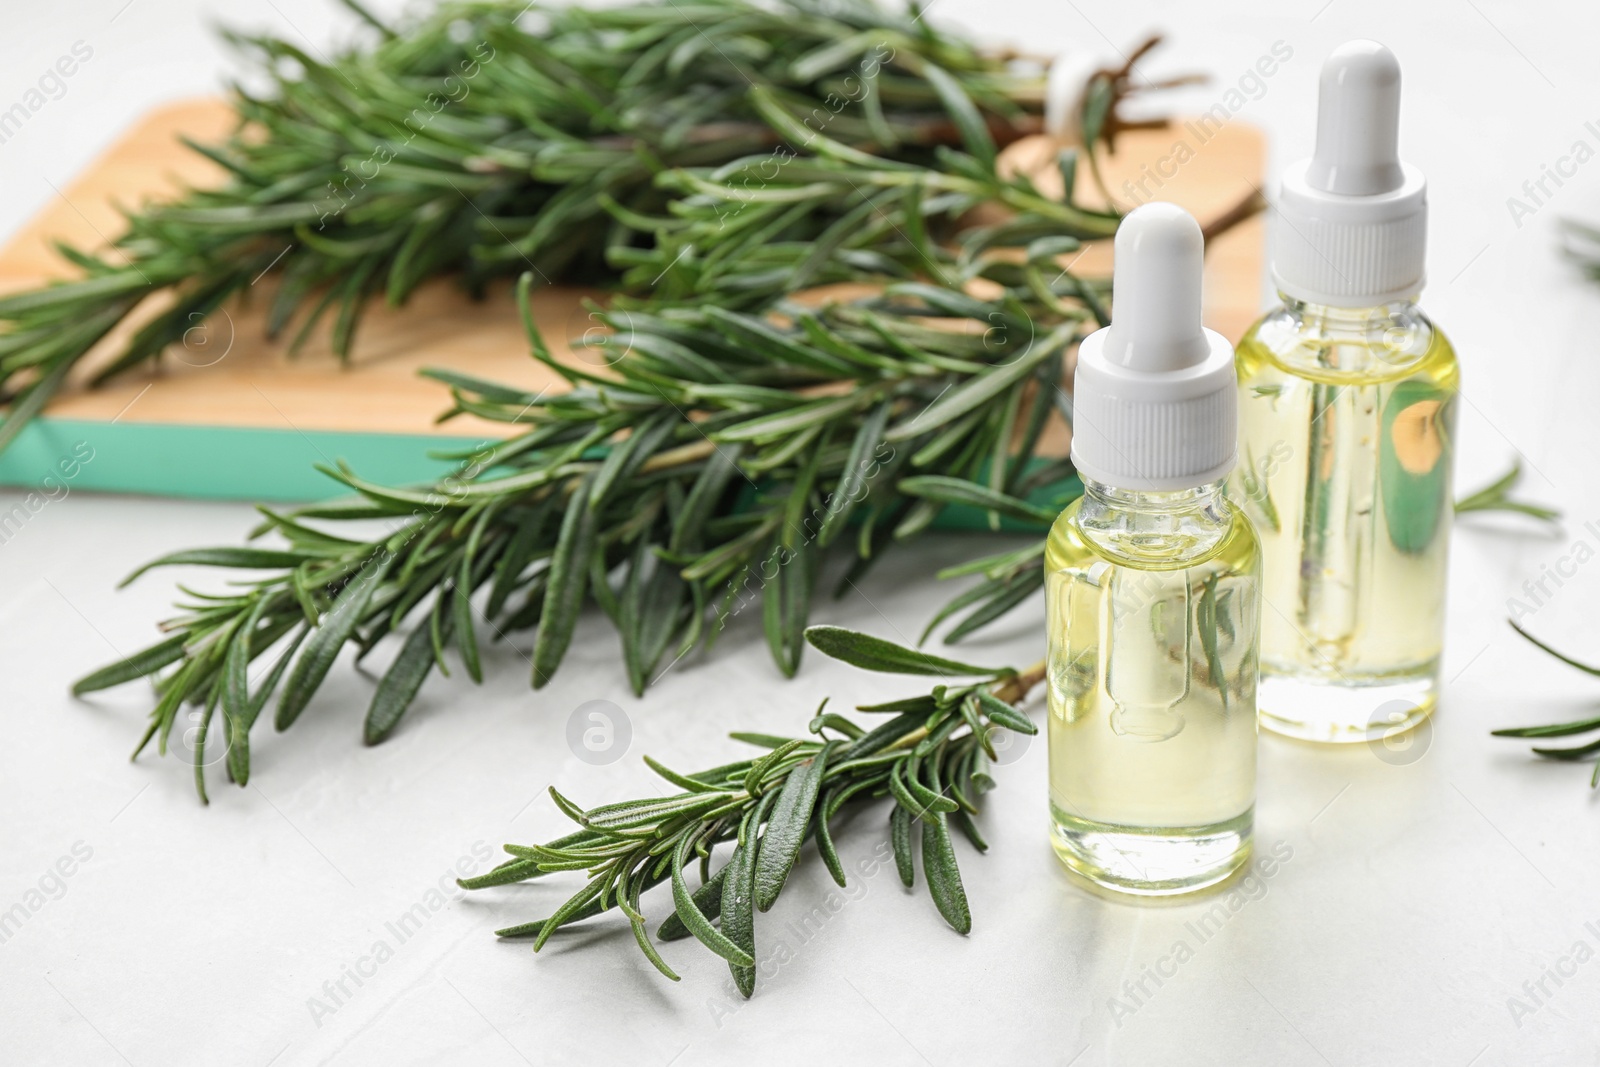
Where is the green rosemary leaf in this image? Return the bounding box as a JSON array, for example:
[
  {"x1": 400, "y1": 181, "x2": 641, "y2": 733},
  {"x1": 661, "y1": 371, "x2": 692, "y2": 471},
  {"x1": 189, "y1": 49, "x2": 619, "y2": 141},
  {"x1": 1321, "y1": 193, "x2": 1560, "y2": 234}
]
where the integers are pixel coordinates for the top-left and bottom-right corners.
[
  {"x1": 972, "y1": 690, "x2": 1037, "y2": 735},
  {"x1": 532, "y1": 475, "x2": 599, "y2": 689},
  {"x1": 835, "y1": 711, "x2": 924, "y2": 762},
  {"x1": 816, "y1": 399, "x2": 892, "y2": 547},
  {"x1": 883, "y1": 325, "x2": 1066, "y2": 441},
  {"x1": 118, "y1": 548, "x2": 322, "y2": 588},
  {"x1": 621, "y1": 543, "x2": 688, "y2": 695},
  {"x1": 754, "y1": 741, "x2": 835, "y2": 910},
  {"x1": 624, "y1": 895, "x2": 681, "y2": 979},
  {"x1": 364, "y1": 619, "x2": 441, "y2": 745},
  {"x1": 452, "y1": 572, "x2": 481, "y2": 686},
  {"x1": 855, "y1": 694, "x2": 939, "y2": 715},
  {"x1": 814, "y1": 800, "x2": 847, "y2": 888},
  {"x1": 743, "y1": 739, "x2": 808, "y2": 795},
  {"x1": 671, "y1": 833, "x2": 755, "y2": 968},
  {"x1": 1491, "y1": 716, "x2": 1600, "y2": 739},
  {"x1": 583, "y1": 792, "x2": 735, "y2": 832},
  {"x1": 531, "y1": 882, "x2": 608, "y2": 952},
  {"x1": 763, "y1": 541, "x2": 816, "y2": 678},
  {"x1": 494, "y1": 899, "x2": 605, "y2": 941},
  {"x1": 220, "y1": 600, "x2": 271, "y2": 784},
  {"x1": 890, "y1": 803, "x2": 916, "y2": 888},
  {"x1": 590, "y1": 412, "x2": 677, "y2": 510},
  {"x1": 486, "y1": 505, "x2": 550, "y2": 621},
  {"x1": 193, "y1": 689, "x2": 218, "y2": 805},
  {"x1": 657, "y1": 861, "x2": 729, "y2": 942},
  {"x1": 951, "y1": 808, "x2": 988, "y2": 852},
  {"x1": 917, "y1": 62, "x2": 997, "y2": 168},
  {"x1": 418, "y1": 368, "x2": 541, "y2": 407},
  {"x1": 232, "y1": 629, "x2": 306, "y2": 786},
  {"x1": 1530, "y1": 737, "x2": 1600, "y2": 761},
  {"x1": 277, "y1": 551, "x2": 395, "y2": 730},
  {"x1": 808, "y1": 712, "x2": 865, "y2": 739},
  {"x1": 897, "y1": 474, "x2": 1059, "y2": 524},
  {"x1": 890, "y1": 756, "x2": 957, "y2": 816},
  {"x1": 645, "y1": 754, "x2": 725, "y2": 794},
  {"x1": 72, "y1": 634, "x2": 189, "y2": 696},
  {"x1": 921, "y1": 811, "x2": 971, "y2": 934},
  {"x1": 1509, "y1": 620, "x2": 1600, "y2": 677},
  {"x1": 720, "y1": 833, "x2": 758, "y2": 997},
  {"x1": 941, "y1": 569, "x2": 1044, "y2": 644},
  {"x1": 917, "y1": 575, "x2": 999, "y2": 645},
  {"x1": 804, "y1": 625, "x2": 1005, "y2": 677}
]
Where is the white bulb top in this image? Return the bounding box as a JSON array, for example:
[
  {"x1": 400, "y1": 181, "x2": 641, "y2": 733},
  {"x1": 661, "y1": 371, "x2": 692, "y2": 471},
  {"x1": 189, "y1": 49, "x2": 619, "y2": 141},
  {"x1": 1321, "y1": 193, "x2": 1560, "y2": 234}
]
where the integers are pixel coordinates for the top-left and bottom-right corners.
[
  {"x1": 1271, "y1": 40, "x2": 1428, "y2": 307},
  {"x1": 1071, "y1": 203, "x2": 1236, "y2": 492},
  {"x1": 1102, "y1": 202, "x2": 1210, "y2": 373},
  {"x1": 1305, "y1": 41, "x2": 1405, "y2": 196}
]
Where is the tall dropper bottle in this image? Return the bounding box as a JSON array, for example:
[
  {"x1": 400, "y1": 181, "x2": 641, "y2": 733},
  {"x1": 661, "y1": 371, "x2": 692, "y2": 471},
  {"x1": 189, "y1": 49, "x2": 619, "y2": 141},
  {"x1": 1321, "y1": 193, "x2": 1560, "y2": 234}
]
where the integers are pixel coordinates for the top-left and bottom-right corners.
[
  {"x1": 1046, "y1": 202, "x2": 1262, "y2": 897},
  {"x1": 1233, "y1": 41, "x2": 1458, "y2": 744}
]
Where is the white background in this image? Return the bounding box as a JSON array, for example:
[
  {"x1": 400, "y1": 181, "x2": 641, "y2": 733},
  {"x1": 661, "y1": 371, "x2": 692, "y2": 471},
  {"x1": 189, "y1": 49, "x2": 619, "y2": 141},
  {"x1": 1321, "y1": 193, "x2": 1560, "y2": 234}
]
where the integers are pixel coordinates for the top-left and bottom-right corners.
[{"x1": 3, "y1": 1, "x2": 1600, "y2": 1065}]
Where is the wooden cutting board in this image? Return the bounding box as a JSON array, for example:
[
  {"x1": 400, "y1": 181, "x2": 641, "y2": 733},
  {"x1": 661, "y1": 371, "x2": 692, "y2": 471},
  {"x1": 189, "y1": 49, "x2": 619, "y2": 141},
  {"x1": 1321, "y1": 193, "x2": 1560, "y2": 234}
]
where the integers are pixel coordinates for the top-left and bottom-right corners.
[{"x1": 0, "y1": 99, "x2": 1266, "y2": 501}]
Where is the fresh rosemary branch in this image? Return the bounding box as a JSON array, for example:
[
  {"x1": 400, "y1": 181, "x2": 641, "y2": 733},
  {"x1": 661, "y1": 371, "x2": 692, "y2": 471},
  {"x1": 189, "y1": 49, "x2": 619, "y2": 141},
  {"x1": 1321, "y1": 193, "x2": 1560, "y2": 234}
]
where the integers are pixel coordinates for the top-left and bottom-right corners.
[
  {"x1": 73, "y1": 234, "x2": 1089, "y2": 799},
  {"x1": 458, "y1": 625, "x2": 1041, "y2": 994},
  {"x1": 0, "y1": 0, "x2": 1079, "y2": 451},
  {"x1": 1493, "y1": 622, "x2": 1600, "y2": 788}
]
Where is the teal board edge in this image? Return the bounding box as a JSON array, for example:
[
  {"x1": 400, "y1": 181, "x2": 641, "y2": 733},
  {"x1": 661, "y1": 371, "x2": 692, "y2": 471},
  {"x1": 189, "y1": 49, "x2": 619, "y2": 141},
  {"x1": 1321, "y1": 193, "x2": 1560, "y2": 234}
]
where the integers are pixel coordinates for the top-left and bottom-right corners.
[
  {"x1": 0, "y1": 417, "x2": 491, "y2": 503},
  {"x1": 0, "y1": 416, "x2": 1078, "y2": 531}
]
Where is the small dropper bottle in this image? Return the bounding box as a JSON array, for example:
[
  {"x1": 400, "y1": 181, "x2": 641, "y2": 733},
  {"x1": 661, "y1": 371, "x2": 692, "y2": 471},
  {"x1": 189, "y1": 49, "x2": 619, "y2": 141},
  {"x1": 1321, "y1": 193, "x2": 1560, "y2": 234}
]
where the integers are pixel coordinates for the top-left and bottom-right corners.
[
  {"x1": 1046, "y1": 202, "x2": 1262, "y2": 897},
  {"x1": 1233, "y1": 41, "x2": 1458, "y2": 744}
]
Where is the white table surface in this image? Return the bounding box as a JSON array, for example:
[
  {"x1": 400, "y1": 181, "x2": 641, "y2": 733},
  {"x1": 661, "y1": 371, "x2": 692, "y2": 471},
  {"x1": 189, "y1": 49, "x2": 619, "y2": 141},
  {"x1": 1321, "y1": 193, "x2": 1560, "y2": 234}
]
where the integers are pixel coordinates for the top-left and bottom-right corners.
[{"x1": 4, "y1": 2, "x2": 1600, "y2": 1064}]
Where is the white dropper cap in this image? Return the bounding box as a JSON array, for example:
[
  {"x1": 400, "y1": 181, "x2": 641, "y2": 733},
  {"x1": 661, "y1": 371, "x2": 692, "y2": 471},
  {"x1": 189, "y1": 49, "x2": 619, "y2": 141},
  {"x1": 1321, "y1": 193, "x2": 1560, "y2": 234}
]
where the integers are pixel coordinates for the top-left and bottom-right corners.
[
  {"x1": 1272, "y1": 40, "x2": 1427, "y2": 307},
  {"x1": 1071, "y1": 202, "x2": 1237, "y2": 491}
]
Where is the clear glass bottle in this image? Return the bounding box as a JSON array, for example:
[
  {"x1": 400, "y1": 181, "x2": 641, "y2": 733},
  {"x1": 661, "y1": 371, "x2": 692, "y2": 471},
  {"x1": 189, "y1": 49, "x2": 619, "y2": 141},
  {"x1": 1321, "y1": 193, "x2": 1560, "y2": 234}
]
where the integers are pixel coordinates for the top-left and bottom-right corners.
[
  {"x1": 1046, "y1": 201, "x2": 1261, "y2": 897},
  {"x1": 1235, "y1": 298, "x2": 1457, "y2": 742},
  {"x1": 1235, "y1": 40, "x2": 1456, "y2": 743},
  {"x1": 1046, "y1": 478, "x2": 1261, "y2": 895}
]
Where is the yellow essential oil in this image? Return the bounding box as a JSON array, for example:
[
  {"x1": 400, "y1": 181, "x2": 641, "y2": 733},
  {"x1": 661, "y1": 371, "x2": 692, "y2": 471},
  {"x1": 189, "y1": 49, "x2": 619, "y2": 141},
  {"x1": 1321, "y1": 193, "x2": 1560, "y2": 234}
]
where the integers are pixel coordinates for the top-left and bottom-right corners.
[
  {"x1": 1234, "y1": 302, "x2": 1457, "y2": 742},
  {"x1": 1235, "y1": 40, "x2": 1456, "y2": 742},
  {"x1": 1046, "y1": 481, "x2": 1261, "y2": 895},
  {"x1": 1047, "y1": 201, "x2": 1261, "y2": 897}
]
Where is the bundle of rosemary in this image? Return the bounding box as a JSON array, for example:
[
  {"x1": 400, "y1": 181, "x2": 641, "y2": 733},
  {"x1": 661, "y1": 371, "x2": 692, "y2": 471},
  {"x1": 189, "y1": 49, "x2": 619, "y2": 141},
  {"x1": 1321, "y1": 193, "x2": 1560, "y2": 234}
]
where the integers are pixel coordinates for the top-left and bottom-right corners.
[
  {"x1": 66, "y1": 0, "x2": 1193, "y2": 798},
  {"x1": 0, "y1": 0, "x2": 1111, "y2": 448},
  {"x1": 72, "y1": 229, "x2": 1102, "y2": 799}
]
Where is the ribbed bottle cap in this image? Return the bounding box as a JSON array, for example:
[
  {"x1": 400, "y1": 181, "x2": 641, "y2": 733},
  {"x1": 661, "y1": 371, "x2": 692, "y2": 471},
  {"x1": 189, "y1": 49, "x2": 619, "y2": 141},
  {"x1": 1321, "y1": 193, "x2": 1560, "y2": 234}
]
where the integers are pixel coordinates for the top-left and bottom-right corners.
[
  {"x1": 1071, "y1": 202, "x2": 1237, "y2": 491},
  {"x1": 1272, "y1": 40, "x2": 1428, "y2": 307}
]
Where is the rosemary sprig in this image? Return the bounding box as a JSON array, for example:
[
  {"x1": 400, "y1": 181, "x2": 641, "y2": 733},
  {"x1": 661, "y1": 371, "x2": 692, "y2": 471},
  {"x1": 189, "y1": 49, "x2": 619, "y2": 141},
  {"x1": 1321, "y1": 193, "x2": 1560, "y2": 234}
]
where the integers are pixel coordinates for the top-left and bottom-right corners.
[
  {"x1": 1493, "y1": 622, "x2": 1600, "y2": 788},
  {"x1": 0, "y1": 0, "x2": 1069, "y2": 451},
  {"x1": 73, "y1": 237, "x2": 1089, "y2": 799},
  {"x1": 1454, "y1": 461, "x2": 1560, "y2": 522},
  {"x1": 459, "y1": 625, "x2": 1042, "y2": 994},
  {"x1": 621, "y1": 83, "x2": 1121, "y2": 307}
]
